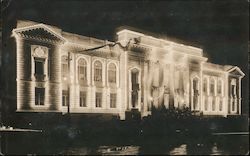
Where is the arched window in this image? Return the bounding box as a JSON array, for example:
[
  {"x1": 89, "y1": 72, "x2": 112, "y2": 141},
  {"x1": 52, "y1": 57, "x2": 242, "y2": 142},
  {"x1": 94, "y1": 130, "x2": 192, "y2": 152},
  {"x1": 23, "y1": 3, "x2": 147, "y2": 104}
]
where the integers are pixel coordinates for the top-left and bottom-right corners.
[
  {"x1": 108, "y1": 63, "x2": 116, "y2": 83},
  {"x1": 217, "y1": 79, "x2": 222, "y2": 95},
  {"x1": 210, "y1": 78, "x2": 215, "y2": 95},
  {"x1": 94, "y1": 61, "x2": 102, "y2": 82},
  {"x1": 78, "y1": 58, "x2": 87, "y2": 83},
  {"x1": 61, "y1": 56, "x2": 68, "y2": 81}
]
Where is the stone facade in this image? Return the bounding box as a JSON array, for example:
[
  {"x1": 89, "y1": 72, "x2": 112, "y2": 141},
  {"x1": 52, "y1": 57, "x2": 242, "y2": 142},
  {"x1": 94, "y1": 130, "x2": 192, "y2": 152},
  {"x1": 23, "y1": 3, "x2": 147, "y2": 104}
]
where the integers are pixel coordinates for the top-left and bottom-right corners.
[{"x1": 12, "y1": 21, "x2": 245, "y2": 120}]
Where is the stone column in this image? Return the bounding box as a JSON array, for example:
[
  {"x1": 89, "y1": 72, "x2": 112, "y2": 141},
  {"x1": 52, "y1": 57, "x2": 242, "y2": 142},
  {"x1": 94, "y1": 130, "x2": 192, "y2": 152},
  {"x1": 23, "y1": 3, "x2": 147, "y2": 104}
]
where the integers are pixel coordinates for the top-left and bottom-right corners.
[
  {"x1": 119, "y1": 50, "x2": 127, "y2": 120},
  {"x1": 142, "y1": 60, "x2": 149, "y2": 116},
  {"x1": 238, "y1": 78, "x2": 242, "y2": 115}
]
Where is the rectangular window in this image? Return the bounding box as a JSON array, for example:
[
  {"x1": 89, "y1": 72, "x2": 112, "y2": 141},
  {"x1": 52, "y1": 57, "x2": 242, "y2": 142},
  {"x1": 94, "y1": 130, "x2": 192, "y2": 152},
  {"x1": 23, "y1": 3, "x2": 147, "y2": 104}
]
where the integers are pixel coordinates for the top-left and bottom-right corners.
[
  {"x1": 35, "y1": 87, "x2": 45, "y2": 105},
  {"x1": 78, "y1": 66, "x2": 87, "y2": 81},
  {"x1": 62, "y1": 63, "x2": 68, "y2": 80},
  {"x1": 203, "y1": 80, "x2": 207, "y2": 93},
  {"x1": 110, "y1": 93, "x2": 117, "y2": 108},
  {"x1": 232, "y1": 85, "x2": 236, "y2": 97},
  {"x1": 35, "y1": 58, "x2": 45, "y2": 75},
  {"x1": 219, "y1": 98, "x2": 223, "y2": 111},
  {"x1": 96, "y1": 92, "x2": 102, "y2": 107},
  {"x1": 62, "y1": 90, "x2": 69, "y2": 106},
  {"x1": 210, "y1": 84, "x2": 214, "y2": 95},
  {"x1": 204, "y1": 97, "x2": 208, "y2": 111},
  {"x1": 80, "y1": 91, "x2": 87, "y2": 107},
  {"x1": 212, "y1": 98, "x2": 216, "y2": 111},
  {"x1": 94, "y1": 69, "x2": 102, "y2": 82},
  {"x1": 232, "y1": 99, "x2": 235, "y2": 111},
  {"x1": 218, "y1": 84, "x2": 222, "y2": 94}
]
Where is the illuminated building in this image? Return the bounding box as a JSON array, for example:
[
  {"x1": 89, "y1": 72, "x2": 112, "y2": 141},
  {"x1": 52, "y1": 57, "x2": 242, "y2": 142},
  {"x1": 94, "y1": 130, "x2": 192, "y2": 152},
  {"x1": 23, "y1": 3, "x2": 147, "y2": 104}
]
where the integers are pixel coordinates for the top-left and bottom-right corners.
[{"x1": 12, "y1": 20, "x2": 245, "y2": 120}]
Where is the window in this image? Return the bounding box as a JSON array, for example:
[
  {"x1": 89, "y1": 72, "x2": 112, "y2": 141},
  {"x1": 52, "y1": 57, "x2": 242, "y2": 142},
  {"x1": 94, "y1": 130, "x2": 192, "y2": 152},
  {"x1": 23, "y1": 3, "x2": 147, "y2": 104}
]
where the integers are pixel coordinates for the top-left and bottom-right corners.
[
  {"x1": 204, "y1": 97, "x2": 208, "y2": 111},
  {"x1": 203, "y1": 78, "x2": 207, "y2": 93},
  {"x1": 96, "y1": 92, "x2": 102, "y2": 107},
  {"x1": 61, "y1": 56, "x2": 68, "y2": 81},
  {"x1": 108, "y1": 63, "x2": 116, "y2": 83},
  {"x1": 35, "y1": 87, "x2": 45, "y2": 105},
  {"x1": 94, "y1": 61, "x2": 102, "y2": 82},
  {"x1": 62, "y1": 90, "x2": 69, "y2": 106},
  {"x1": 79, "y1": 91, "x2": 87, "y2": 107},
  {"x1": 78, "y1": 59, "x2": 87, "y2": 83},
  {"x1": 193, "y1": 78, "x2": 199, "y2": 110},
  {"x1": 217, "y1": 80, "x2": 222, "y2": 95},
  {"x1": 219, "y1": 98, "x2": 223, "y2": 111},
  {"x1": 110, "y1": 93, "x2": 117, "y2": 108},
  {"x1": 210, "y1": 78, "x2": 215, "y2": 95},
  {"x1": 232, "y1": 85, "x2": 236, "y2": 97},
  {"x1": 232, "y1": 99, "x2": 235, "y2": 111},
  {"x1": 212, "y1": 98, "x2": 216, "y2": 111},
  {"x1": 35, "y1": 58, "x2": 45, "y2": 75}
]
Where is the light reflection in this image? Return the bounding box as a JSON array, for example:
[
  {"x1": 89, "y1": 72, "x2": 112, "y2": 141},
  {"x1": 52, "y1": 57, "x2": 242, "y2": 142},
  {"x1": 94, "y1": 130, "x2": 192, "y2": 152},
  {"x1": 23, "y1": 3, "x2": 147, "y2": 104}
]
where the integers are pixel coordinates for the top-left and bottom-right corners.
[{"x1": 169, "y1": 144, "x2": 187, "y2": 155}]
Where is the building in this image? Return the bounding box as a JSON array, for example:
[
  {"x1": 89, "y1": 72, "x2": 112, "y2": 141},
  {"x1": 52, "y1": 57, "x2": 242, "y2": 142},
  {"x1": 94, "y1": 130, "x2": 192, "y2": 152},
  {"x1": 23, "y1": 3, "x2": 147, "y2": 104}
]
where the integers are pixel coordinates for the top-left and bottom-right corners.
[{"x1": 11, "y1": 20, "x2": 245, "y2": 120}]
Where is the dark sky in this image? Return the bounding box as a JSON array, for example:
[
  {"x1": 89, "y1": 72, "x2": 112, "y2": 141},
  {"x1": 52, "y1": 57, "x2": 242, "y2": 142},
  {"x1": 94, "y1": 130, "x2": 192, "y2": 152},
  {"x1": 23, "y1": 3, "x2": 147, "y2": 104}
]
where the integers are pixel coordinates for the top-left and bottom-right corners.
[{"x1": 2, "y1": 0, "x2": 249, "y2": 113}]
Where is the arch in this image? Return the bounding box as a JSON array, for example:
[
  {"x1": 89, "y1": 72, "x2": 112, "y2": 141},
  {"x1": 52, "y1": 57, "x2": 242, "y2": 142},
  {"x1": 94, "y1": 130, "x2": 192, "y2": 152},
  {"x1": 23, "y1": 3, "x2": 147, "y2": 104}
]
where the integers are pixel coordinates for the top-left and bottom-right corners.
[
  {"x1": 93, "y1": 60, "x2": 103, "y2": 82},
  {"x1": 78, "y1": 58, "x2": 87, "y2": 82}
]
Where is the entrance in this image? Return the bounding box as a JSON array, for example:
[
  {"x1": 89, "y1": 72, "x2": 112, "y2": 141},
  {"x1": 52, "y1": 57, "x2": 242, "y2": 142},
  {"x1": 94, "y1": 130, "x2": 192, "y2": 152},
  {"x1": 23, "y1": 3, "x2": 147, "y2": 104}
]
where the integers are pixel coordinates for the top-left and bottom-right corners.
[{"x1": 131, "y1": 68, "x2": 139, "y2": 108}]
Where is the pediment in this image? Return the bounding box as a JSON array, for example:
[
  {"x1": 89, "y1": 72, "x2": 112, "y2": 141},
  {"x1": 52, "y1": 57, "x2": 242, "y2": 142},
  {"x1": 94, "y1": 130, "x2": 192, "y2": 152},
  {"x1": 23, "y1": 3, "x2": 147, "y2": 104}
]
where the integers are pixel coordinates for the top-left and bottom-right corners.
[
  {"x1": 13, "y1": 24, "x2": 66, "y2": 44},
  {"x1": 227, "y1": 66, "x2": 245, "y2": 77}
]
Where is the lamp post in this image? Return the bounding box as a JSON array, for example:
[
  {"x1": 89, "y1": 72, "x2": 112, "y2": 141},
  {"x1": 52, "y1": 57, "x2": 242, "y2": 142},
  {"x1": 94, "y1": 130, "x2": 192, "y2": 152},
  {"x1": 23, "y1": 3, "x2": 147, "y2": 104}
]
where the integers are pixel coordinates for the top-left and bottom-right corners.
[{"x1": 67, "y1": 51, "x2": 71, "y2": 115}]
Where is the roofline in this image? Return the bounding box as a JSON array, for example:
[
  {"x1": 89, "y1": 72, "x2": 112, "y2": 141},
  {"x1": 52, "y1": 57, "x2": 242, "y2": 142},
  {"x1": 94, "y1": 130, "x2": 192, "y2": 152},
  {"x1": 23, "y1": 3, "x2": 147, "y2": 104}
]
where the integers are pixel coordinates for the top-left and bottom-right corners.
[
  {"x1": 12, "y1": 23, "x2": 66, "y2": 42},
  {"x1": 116, "y1": 28, "x2": 203, "y2": 51},
  {"x1": 227, "y1": 66, "x2": 245, "y2": 77}
]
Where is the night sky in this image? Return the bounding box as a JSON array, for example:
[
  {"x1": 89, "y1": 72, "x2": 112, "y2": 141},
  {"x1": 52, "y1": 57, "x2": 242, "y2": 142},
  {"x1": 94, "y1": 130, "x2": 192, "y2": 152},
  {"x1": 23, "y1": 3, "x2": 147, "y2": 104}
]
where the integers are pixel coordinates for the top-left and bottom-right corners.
[{"x1": 2, "y1": 0, "x2": 249, "y2": 113}]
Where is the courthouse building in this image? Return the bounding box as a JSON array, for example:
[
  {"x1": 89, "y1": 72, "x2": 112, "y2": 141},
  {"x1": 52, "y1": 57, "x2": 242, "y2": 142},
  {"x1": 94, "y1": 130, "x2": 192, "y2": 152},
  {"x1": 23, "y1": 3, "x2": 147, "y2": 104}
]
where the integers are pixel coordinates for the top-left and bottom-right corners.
[{"x1": 11, "y1": 20, "x2": 245, "y2": 120}]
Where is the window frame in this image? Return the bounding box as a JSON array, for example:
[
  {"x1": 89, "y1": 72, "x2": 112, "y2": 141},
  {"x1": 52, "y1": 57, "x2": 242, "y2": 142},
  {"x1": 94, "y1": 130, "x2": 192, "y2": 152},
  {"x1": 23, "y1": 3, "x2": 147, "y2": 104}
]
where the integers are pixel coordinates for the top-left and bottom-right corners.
[
  {"x1": 35, "y1": 87, "x2": 45, "y2": 106},
  {"x1": 62, "y1": 90, "x2": 69, "y2": 107},
  {"x1": 95, "y1": 92, "x2": 102, "y2": 108},
  {"x1": 79, "y1": 91, "x2": 87, "y2": 107},
  {"x1": 110, "y1": 93, "x2": 117, "y2": 108},
  {"x1": 94, "y1": 61, "x2": 102, "y2": 82}
]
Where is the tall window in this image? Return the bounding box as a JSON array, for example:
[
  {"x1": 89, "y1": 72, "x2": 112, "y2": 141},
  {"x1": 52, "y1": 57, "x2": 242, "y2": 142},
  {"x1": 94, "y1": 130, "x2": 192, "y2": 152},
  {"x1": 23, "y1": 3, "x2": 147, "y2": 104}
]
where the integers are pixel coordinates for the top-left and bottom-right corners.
[
  {"x1": 35, "y1": 87, "x2": 45, "y2": 105},
  {"x1": 217, "y1": 80, "x2": 222, "y2": 95},
  {"x1": 212, "y1": 98, "x2": 216, "y2": 111},
  {"x1": 78, "y1": 59, "x2": 87, "y2": 83},
  {"x1": 108, "y1": 63, "x2": 116, "y2": 83},
  {"x1": 61, "y1": 56, "x2": 68, "y2": 81},
  {"x1": 204, "y1": 97, "x2": 208, "y2": 111},
  {"x1": 232, "y1": 85, "x2": 236, "y2": 97},
  {"x1": 110, "y1": 93, "x2": 117, "y2": 108},
  {"x1": 232, "y1": 99, "x2": 235, "y2": 111},
  {"x1": 219, "y1": 98, "x2": 223, "y2": 111},
  {"x1": 94, "y1": 61, "x2": 102, "y2": 82},
  {"x1": 193, "y1": 78, "x2": 199, "y2": 110},
  {"x1": 203, "y1": 78, "x2": 207, "y2": 94},
  {"x1": 96, "y1": 92, "x2": 102, "y2": 107},
  {"x1": 210, "y1": 78, "x2": 215, "y2": 95},
  {"x1": 79, "y1": 91, "x2": 87, "y2": 107},
  {"x1": 62, "y1": 90, "x2": 69, "y2": 106},
  {"x1": 35, "y1": 58, "x2": 45, "y2": 75}
]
